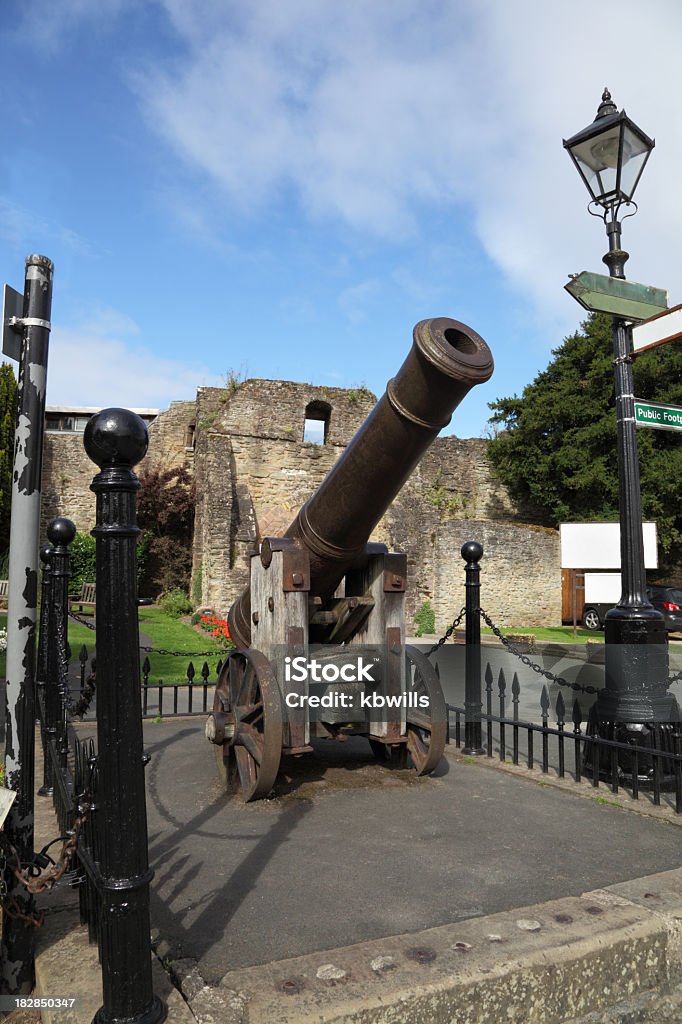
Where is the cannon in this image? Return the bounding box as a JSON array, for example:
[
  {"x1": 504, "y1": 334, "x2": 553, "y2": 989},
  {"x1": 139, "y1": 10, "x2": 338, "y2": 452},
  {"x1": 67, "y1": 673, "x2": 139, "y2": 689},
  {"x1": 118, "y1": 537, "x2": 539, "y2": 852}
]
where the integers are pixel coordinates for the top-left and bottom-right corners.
[{"x1": 205, "y1": 317, "x2": 494, "y2": 800}]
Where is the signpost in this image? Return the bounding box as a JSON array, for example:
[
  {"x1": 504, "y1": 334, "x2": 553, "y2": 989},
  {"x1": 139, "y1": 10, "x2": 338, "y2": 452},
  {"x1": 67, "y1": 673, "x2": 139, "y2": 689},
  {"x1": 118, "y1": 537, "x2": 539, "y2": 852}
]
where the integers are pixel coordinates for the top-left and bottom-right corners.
[
  {"x1": 632, "y1": 303, "x2": 682, "y2": 354},
  {"x1": 2, "y1": 283, "x2": 24, "y2": 361},
  {"x1": 565, "y1": 271, "x2": 668, "y2": 321},
  {"x1": 634, "y1": 399, "x2": 682, "y2": 432}
]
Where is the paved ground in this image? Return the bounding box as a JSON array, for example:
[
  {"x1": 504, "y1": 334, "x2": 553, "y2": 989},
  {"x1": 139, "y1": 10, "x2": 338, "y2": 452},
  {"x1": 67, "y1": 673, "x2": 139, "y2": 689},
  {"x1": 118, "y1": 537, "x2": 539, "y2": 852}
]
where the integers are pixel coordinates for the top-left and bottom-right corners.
[{"x1": 116, "y1": 716, "x2": 682, "y2": 986}]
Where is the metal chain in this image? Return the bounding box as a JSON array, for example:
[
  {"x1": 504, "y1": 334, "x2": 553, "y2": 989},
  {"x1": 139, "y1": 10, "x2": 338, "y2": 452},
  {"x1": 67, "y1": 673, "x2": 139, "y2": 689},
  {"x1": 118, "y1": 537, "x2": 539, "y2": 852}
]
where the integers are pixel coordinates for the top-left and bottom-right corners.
[
  {"x1": 0, "y1": 791, "x2": 92, "y2": 928},
  {"x1": 138, "y1": 645, "x2": 225, "y2": 657},
  {"x1": 68, "y1": 610, "x2": 226, "y2": 658},
  {"x1": 480, "y1": 607, "x2": 682, "y2": 693},
  {"x1": 425, "y1": 607, "x2": 466, "y2": 657},
  {"x1": 68, "y1": 609, "x2": 97, "y2": 632},
  {"x1": 477, "y1": 607, "x2": 600, "y2": 695}
]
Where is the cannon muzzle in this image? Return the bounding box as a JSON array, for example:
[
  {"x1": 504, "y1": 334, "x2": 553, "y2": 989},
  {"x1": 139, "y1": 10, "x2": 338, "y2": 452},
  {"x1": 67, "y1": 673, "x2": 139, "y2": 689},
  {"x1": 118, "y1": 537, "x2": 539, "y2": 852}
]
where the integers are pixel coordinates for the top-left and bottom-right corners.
[{"x1": 228, "y1": 317, "x2": 493, "y2": 648}]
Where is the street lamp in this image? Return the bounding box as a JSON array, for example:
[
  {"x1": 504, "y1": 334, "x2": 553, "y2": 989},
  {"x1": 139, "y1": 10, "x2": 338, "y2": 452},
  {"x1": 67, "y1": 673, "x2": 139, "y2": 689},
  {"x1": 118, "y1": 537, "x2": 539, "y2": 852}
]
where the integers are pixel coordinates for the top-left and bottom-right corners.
[{"x1": 563, "y1": 90, "x2": 678, "y2": 772}]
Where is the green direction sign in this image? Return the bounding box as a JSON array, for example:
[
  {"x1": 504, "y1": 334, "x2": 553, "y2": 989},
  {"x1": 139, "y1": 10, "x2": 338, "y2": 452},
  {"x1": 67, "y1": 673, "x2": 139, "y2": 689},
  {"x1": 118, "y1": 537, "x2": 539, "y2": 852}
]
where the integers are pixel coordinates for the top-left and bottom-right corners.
[
  {"x1": 634, "y1": 399, "x2": 682, "y2": 432},
  {"x1": 565, "y1": 271, "x2": 668, "y2": 321}
]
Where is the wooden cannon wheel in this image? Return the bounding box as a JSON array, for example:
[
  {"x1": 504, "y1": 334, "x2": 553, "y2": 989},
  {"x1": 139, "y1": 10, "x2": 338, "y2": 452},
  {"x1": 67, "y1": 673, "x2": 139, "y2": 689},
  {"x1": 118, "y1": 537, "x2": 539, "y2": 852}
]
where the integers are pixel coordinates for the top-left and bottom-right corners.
[
  {"x1": 211, "y1": 649, "x2": 283, "y2": 802},
  {"x1": 370, "y1": 645, "x2": 447, "y2": 775}
]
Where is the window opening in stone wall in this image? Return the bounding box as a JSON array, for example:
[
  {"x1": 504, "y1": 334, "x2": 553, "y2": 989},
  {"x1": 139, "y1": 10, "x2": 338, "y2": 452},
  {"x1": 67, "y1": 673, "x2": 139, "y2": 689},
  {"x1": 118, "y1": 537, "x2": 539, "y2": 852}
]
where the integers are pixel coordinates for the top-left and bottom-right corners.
[
  {"x1": 303, "y1": 401, "x2": 331, "y2": 445},
  {"x1": 185, "y1": 423, "x2": 196, "y2": 450}
]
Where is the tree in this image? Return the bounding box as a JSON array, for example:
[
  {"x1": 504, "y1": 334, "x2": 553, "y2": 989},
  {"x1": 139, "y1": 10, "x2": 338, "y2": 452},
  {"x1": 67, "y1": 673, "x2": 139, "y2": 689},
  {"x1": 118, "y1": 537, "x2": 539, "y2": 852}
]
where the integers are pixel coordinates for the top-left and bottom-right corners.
[
  {"x1": 487, "y1": 313, "x2": 682, "y2": 576},
  {"x1": 0, "y1": 362, "x2": 18, "y2": 553},
  {"x1": 136, "y1": 466, "x2": 195, "y2": 596}
]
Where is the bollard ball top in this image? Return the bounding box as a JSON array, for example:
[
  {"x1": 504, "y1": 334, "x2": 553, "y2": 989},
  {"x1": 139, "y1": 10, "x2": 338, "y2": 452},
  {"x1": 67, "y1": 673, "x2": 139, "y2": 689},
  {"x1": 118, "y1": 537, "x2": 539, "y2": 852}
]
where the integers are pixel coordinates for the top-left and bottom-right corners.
[
  {"x1": 47, "y1": 517, "x2": 76, "y2": 547},
  {"x1": 84, "y1": 408, "x2": 149, "y2": 469},
  {"x1": 461, "y1": 540, "x2": 483, "y2": 563},
  {"x1": 40, "y1": 543, "x2": 54, "y2": 564}
]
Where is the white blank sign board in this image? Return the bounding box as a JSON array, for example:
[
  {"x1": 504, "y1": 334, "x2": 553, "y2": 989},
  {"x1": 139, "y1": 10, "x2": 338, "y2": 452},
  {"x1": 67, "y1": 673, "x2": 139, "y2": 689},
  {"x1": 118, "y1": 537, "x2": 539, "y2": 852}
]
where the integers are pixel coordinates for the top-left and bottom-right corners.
[{"x1": 560, "y1": 522, "x2": 658, "y2": 569}]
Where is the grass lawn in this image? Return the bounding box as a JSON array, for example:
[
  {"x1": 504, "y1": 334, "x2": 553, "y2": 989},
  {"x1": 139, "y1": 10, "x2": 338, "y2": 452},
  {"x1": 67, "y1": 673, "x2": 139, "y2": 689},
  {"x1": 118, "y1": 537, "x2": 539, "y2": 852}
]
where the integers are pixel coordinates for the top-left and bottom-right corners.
[
  {"x1": 1, "y1": 608, "x2": 230, "y2": 685},
  {"x1": 480, "y1": 624, "x2": 599, "y2": 644},
  {"x1": 137, "y1": 606, "x2": 230, "y2": 683}
]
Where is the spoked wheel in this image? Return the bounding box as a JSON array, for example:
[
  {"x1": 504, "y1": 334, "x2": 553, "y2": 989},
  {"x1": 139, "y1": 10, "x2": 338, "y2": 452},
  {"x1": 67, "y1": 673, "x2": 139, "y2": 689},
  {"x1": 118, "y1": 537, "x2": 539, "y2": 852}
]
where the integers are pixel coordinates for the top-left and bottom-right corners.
[
  {"x1": 208, "y1": 649, "x2": 283, "y2": 802},
  {"x1": 403, "y1": 645, "x2": 447, "y2": 775}
]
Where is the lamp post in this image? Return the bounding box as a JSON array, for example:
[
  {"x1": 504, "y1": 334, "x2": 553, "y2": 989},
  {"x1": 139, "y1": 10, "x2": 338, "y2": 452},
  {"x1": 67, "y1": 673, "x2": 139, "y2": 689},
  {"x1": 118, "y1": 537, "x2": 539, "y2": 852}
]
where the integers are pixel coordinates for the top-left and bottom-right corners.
[{"x1": 563, "y1": 90, "x2": 678, "y2": 770}]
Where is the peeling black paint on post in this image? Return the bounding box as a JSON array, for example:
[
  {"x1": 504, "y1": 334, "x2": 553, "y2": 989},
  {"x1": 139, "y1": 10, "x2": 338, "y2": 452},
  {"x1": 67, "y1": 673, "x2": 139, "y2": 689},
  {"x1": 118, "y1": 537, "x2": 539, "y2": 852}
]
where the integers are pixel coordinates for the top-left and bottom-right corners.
[
  {"x1": 1, "y1": 255, "x2": 53, "y2": 996},
  {"x1": 84, "y1": 409, "x2": 166, "y2": 1024}
]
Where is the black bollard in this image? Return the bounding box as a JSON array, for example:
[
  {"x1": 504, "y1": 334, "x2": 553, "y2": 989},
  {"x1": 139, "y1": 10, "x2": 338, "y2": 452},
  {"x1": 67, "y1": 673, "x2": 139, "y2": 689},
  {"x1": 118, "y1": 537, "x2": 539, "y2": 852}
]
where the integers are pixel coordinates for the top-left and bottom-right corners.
[
  {"x1": 37, "y1": 542, "x2": 55, "y2": 797},
  {"x1": 83, "y1": 409, "x2": 166, "y2": 1024},
  {"x1": 462, "y1": 541, "x2": 485, "y2": 756},
  {"x1": 46, "y1": 518, "x2": 76, "y2": 783}
]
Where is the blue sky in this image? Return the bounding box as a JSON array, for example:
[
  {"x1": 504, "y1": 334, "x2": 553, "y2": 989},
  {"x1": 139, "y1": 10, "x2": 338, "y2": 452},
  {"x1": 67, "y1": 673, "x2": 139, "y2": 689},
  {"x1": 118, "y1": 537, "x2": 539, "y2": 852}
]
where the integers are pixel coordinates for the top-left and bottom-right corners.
[{"x1": 2, "y1": 0, "x2": 682, "y2": 437}]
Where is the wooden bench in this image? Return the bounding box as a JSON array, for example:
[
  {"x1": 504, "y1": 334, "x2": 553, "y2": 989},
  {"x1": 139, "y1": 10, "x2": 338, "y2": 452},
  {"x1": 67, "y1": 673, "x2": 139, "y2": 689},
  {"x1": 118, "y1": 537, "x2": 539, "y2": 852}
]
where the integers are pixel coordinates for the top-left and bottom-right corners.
[
  {"x1": 0, "y1": 579, "x2": 7, "y2": 610},
  {"x1": 69, "y1": 582, "x2": 96, "y2": 616}
]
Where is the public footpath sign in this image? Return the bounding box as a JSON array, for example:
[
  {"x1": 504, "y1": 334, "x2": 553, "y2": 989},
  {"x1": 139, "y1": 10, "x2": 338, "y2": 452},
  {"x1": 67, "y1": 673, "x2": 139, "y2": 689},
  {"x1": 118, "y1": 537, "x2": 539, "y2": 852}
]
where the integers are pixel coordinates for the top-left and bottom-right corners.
[
  {"x1": 632, "y1": 303, "x2": 682, "y2": 354},
  {"x1": 634, "y1": 399, "x2": 682, "y2": 432},
  {"x1": 565, "y1": 271, "x2": 668, "y2": 321}
]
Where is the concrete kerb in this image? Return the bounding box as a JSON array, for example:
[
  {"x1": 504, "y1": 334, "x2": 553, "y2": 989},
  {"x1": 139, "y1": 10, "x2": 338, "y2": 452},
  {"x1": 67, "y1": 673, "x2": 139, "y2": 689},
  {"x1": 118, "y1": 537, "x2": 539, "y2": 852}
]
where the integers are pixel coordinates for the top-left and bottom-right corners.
[{"x1": 211, "y1": 871, "x2": 682, "y2": 1024}]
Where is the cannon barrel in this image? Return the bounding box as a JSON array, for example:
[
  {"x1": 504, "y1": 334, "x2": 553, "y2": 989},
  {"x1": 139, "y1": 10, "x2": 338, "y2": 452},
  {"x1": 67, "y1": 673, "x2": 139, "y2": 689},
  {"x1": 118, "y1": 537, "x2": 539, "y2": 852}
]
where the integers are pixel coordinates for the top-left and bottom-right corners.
[{"x1": 228, "y1": 317, "x2": 494, "y2": 648}]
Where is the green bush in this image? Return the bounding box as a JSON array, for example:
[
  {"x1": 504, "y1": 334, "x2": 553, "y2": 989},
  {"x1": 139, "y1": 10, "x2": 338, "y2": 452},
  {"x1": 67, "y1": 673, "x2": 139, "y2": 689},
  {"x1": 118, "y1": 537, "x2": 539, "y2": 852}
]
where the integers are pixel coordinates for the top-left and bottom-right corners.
[
  {"x1": 415, "y1": 600, "x2": 436, "y2": 637},
  {"x1": 190, "y1": 611, "x2": 202, "y2": 626},
  {"x1": 158, "y1": 588, "x2": 192, "y2": 618},
  {"x1": 69, "y1": 533, "x2": 96, "y2": 593}
]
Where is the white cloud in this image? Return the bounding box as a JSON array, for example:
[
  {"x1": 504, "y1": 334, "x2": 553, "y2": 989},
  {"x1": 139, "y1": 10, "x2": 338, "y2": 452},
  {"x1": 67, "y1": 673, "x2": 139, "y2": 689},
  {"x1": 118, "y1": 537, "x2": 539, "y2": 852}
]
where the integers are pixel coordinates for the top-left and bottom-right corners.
[
  {"x1": 46, "y1": 308, "x2": 220, "y2": 409},
  {"x1": 130, "y1": 0, "x2": 682, "y2": 330},
  {"x1": 13, "y1": 0, "x2": 682, "y2": 338},
  {"x1": 338, "y1": 280, "x2": 381, "y2": 324},
  {"x1": 13, "y1": 0, "x2": 129, "y2": 51}
]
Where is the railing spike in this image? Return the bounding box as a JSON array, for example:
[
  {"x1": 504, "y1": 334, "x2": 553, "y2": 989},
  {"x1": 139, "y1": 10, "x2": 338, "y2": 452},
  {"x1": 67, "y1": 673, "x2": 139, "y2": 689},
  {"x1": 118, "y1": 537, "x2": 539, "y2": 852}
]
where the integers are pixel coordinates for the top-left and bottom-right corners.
[{"x1": 572, "y1": 698, "x2": 582, "y2": 728}]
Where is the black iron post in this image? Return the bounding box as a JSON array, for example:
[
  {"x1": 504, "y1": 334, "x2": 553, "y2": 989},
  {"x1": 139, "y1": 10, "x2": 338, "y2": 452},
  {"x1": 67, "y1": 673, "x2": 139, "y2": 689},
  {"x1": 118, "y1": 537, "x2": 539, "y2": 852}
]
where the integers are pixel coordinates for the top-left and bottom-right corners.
[
  {"x1": 596, "y1": 215, "x2": 677, "y2": 751},
  {"x1": 83, "y1": 409, "x2": 166, "y2": 1024},
  {"x1": 47, "y1": 518, "x2": 76, "y2": 774},
  {"x1": 37, "y1": 543, "x2": 55, "y2": 797},
  {"x1": 563, "y1": 92, "x2": 678, "y2": 776},
  {"x1": 462, "y1": 540, "x2": 485, "y2": 756},
  {"x1": 1, "y1": 254, "x2": 53, "y2": 996}
]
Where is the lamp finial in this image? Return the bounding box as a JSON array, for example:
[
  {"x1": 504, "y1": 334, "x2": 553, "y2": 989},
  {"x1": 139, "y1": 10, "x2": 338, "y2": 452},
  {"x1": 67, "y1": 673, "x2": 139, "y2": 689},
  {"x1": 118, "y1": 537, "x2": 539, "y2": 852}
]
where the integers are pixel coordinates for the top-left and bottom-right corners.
[{"x1": 596, "y1": 88, "x2": 617, "y2": 120}]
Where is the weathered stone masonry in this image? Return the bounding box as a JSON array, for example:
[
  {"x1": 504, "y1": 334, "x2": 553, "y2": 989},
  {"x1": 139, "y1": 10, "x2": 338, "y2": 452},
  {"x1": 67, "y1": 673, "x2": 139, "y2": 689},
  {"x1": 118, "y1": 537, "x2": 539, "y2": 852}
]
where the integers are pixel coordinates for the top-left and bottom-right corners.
[{"x1": 40, "y1": 380, "x2": 562, "y2": 629}]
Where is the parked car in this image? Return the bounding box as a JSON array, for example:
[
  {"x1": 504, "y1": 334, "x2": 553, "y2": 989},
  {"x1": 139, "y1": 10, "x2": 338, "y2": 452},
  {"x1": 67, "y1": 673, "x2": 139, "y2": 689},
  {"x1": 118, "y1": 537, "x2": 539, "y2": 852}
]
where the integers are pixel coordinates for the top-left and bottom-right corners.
[
  {"x1": 582, "y1": 584, "x2": 682, "y2": 633},
  {"x1": 647, "y1": 585, "x2": 682, "y2": 634}
]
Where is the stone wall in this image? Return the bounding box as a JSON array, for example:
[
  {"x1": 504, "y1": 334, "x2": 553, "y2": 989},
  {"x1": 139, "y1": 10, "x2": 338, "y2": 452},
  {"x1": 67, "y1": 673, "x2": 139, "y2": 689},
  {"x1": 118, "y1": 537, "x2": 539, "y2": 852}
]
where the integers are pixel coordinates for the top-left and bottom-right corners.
[
  {"x1": 145, "y1": 400, "x2": 196, "y2": 474},
  {"x1": 432, "y1": 520, "x2": 560, "y2": 631},
  {"x1": 39, "y1": 378, "x2": 562, "y2": 627},
  {"x1": 41, "y1": 432, "x2": 97, "y2": 539},
  {"x1": 40, "y1": 400, "x2": 196, "y2": 540}
]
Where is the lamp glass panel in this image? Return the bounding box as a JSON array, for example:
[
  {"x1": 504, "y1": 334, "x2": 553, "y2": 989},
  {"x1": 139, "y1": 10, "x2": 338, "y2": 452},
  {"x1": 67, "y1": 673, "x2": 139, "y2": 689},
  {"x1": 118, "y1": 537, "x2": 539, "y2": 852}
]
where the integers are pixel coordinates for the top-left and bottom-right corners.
[
  {"x1": 570, "y1": 123, "x2": 622, "y2": 200},
  {"x1": 619, "y1": 124, "x2": 651, "y2": 199}
]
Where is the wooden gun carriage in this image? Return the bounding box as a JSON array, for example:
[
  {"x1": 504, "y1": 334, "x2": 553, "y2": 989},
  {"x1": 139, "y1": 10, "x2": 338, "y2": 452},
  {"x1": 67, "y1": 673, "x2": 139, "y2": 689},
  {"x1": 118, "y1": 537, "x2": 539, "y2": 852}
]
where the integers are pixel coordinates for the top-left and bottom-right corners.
[{"x1": 205, "y1": 317, "x2": 494, "y2": 800}]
